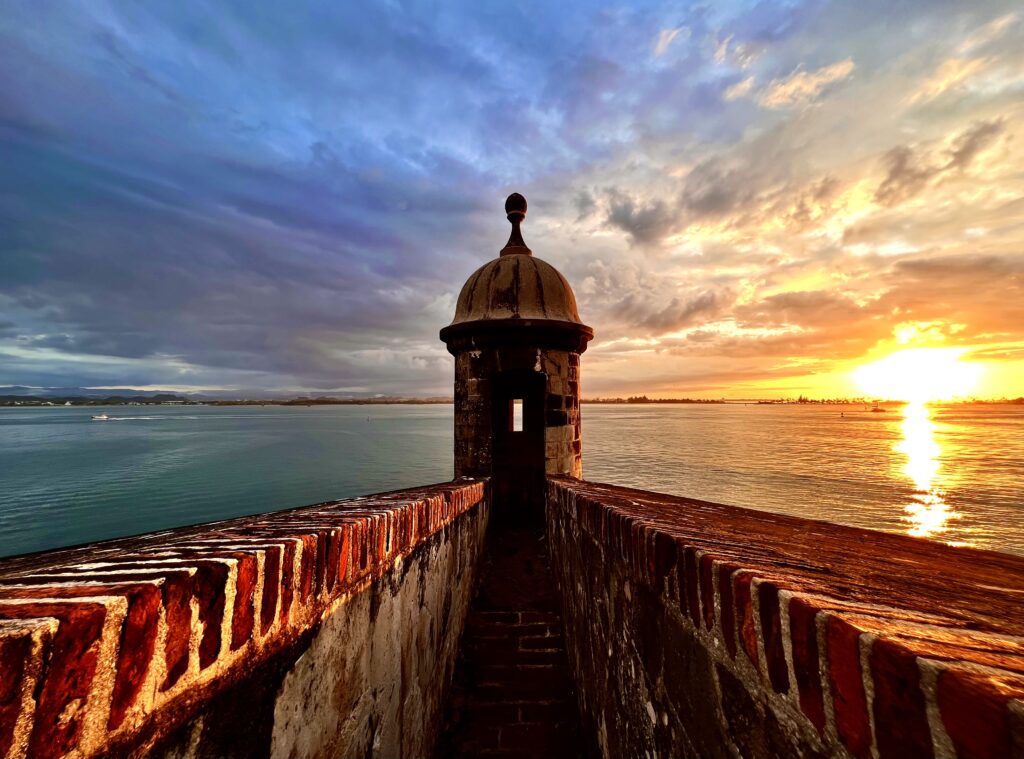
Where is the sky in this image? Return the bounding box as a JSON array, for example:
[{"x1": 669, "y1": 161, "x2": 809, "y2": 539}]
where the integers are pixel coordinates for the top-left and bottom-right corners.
[{"x1": 1, "y1": 1, "x2": 1022, "y2": 399}]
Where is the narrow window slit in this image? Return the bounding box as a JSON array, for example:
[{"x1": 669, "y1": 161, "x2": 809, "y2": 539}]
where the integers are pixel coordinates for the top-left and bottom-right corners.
[{"x1": 511, "y1": 399, "x2": 523, "y2": 432}]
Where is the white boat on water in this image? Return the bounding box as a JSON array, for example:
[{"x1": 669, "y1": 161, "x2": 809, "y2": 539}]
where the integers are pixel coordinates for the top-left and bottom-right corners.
[{"x1": 91, "y1": 413, "x2": 111, "y2": 421}]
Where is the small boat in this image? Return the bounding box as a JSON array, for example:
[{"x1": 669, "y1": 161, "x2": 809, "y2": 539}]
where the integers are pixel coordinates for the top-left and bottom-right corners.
[
  {"x1": 91, "y1": 413, "x2": 111, "y2": 421},
  {"x1": 870, "y1": 403, "x2": 888, "y2": 413}
]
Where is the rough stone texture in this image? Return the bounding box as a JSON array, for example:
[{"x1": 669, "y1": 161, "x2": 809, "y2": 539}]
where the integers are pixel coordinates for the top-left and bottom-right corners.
[
  {"x1": 452, "y1": 347, "x2": 582, "y2": 480},
  {"x1": 542, "y1": 351, "x2": 583, "y2": 478},
  {"x1": 0, "y1": 481, "x2": 487, "y2": 759},
  {"x1": 439, "y1": 526, "x2": 589, "y2": 758},
  {"x1": 547, "y1": 477, "x2": 1024, "y2": 759},
  {"x1": 449, "y1": 252, "x2": 585, "y2": 326}
]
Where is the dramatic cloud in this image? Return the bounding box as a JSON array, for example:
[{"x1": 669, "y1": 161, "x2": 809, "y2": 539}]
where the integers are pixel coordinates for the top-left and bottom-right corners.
[{"x1": 1, "y1": 0, "x2": 1023, "y2": 398}]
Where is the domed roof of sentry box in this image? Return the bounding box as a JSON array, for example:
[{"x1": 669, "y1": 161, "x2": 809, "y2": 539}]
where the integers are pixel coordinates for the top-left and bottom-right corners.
[
  {"x1": 440, "y1": 193, "x2": 593, "y2": 354},
  {"x1": 447, "y1": 193, "x2": 587, "y2": 327}
]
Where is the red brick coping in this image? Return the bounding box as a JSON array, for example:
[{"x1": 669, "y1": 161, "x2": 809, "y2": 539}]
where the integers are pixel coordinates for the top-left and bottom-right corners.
[
  {"x1": 548, "y1": 477, "x2": 1024, "y2": 759},
  {"x1": 0, "y1": 480, "x2": 485, "y2": 759}
]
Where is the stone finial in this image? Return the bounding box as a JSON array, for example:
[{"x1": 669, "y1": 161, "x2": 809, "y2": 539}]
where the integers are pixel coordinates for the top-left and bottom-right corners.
[{"x1": 500, "y1": 192, "x2": 532, "y2": 256}]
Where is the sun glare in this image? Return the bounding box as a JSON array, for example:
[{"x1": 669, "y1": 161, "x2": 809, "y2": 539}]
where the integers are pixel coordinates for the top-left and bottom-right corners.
[
  {"x1": 897, "y1": 402, "x2": 960, "y2": 540},
  {"x1": 852, "y1": 348, "x2": 983, "y2": 402}
]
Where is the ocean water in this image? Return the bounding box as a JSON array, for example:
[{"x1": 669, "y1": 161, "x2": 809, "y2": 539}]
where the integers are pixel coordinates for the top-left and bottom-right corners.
[{"x1": 0, "y1": 403, "x2": 1021, "y2": 558}]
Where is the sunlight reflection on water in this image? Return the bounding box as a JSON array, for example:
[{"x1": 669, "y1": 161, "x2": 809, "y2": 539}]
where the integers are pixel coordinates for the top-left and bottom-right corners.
[{"x1": 897, "y1": 402, "x2": 962, "y2": 542}]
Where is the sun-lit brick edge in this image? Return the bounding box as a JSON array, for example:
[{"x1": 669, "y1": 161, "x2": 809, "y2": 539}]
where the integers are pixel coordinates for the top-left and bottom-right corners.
[
  {"x1": 547, "y1": 476, "x2": 1024, "y2": 759},
  {"x1": 0, "y1": 479, "x2": 486, "y2": 759}
]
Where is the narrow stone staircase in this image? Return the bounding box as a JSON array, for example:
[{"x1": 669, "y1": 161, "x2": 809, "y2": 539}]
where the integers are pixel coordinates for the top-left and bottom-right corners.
[{"x1": 437, "y1": 526, "x2": 586, "y2": 758}]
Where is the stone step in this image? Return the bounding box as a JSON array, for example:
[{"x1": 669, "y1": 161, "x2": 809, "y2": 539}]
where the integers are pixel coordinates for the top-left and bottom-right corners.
[{"x1": 438, "y1": 528, "x2": 588, "y2": 759}]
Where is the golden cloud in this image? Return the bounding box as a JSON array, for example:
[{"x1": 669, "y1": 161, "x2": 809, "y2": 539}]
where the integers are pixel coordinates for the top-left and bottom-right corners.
[{"x1": 757, "y1": 58, "x2": 855, "y2": 108}]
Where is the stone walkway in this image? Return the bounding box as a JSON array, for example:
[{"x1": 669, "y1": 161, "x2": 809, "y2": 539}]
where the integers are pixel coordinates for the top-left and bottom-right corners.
[{"x1": 437, "y1": 527, "x2": 587, "y2": 758}]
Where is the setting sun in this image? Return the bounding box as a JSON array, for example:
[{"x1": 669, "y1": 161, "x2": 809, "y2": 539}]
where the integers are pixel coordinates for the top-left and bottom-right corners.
[{"x1": 853, "y1": 348, "x2": 984, "y2": 402}]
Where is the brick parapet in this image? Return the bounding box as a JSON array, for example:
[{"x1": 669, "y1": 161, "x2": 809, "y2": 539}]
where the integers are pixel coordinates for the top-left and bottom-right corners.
[
  {"x1": 0, "y1": 479, "x2": 486, "y2": 759},
  {"x1": 547, "y1": 476, "x2": 1024, "y2": 759}
]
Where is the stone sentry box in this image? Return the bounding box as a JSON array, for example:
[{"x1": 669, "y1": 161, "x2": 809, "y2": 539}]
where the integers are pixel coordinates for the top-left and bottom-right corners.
[{"x1": 440, "y1": 194, "x2": 593, "y2": 523}]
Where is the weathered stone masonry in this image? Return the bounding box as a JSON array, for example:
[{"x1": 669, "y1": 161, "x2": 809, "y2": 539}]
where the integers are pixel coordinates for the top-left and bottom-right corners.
[
  {"x1": 547, "y1": 476, "x2": 1024, "y2": 759},
  {"x1": 452, "y1": 348, "x2": 582, "y2": 479},
  {"x1": 0, "y1": 480, "x2": 487, "y2": 759}
]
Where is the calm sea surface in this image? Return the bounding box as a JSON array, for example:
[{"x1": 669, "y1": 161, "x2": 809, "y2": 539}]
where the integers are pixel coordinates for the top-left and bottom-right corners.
[{"x1": 0, "y1": 403, "x2": 1021, "y2": 558}]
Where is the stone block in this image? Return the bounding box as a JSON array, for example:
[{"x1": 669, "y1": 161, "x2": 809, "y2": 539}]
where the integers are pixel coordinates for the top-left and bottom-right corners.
[
  {"x1": 757, "y1": 582, "x2": 789, "y2": 694},
  {"x1": 788, "y1": 596, "x2": 825, "y2": 733},
  {"x1": 716, "y1": 563, "x2": 738, "y2": 660},
  {"x1": 937, "y1": 666, "x2": 1021, "y2": 759},
  {"x1": 699, "y1": 553, "x2": 717, "y2": 631},
  {"x1": 825, "y1": 616, "x2": 872, "y2": 759},
  {"x1": 870, "y1": 638, "x2": 933, "y2": 759}
]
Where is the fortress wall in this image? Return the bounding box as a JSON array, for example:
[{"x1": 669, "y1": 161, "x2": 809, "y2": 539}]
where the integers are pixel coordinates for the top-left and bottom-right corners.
[
  {"x1": 546, "y1": 476, "x2": 1024, "y2": 759},
  {"x1": 0, "y1": 480, "x2": 488, "y2": 759}
]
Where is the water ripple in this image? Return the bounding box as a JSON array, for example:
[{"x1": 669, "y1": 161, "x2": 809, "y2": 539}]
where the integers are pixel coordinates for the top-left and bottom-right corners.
[{"x1": 1, "y1": 403, "x2": 1022, "y2": 557}]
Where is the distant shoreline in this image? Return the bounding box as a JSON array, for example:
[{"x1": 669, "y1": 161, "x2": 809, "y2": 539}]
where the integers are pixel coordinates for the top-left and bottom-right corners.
[{"x1": 3, "y1": 395, "x2": 1023, "y2": 408}]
